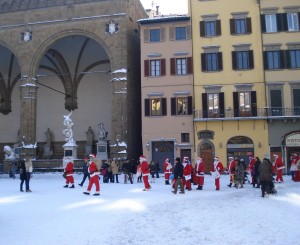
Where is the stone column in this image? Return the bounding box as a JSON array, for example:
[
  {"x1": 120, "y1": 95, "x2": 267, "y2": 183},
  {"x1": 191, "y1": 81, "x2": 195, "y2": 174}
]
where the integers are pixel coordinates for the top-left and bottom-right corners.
[{"x1": 19, "y1": 77, "x2": 38, "y2": 147}]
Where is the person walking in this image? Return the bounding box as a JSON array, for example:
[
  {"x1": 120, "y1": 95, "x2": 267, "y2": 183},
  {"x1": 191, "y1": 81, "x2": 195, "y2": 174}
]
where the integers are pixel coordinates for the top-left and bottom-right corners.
[
  {"x1": 164, "y1": 158, "x2": 172, "y2": 185},
  {"x1": 211, "y1": 157, "x2": 224, "y2": 191},
  {"x1": 139, "y1": 155, "x2": 151, "y2": 191},
  {"x1": 84, "y1": 154, "x2": 100, "y2": 196},
  {"x1": 24, "y1": 155, "x2": 33, "y2": 192},
  {"x1": 63, "y1": 158, "x2": 75, "y2": 188},
  {"x1": 273, "y1": 154, "x2": 284, "y2": 183},
  {"x1": 234, "y1": 159, "x2": 244, "y2": 188},
  {"x1": 18, "y1": 159, "x2": 26, "y2": 192},
  {"x1": 155, "y1": 161, "x2": 160, "y2": 178},
  {"x1": 149, "y1": 160, "x2": 156, "y2": 183},
  {"x1": 111, "y1": 159, "x2": 119, "y2": 183},
  {"x1": 78, "y1": 157, "x2": 90, "y2": 187},
  {"x1": 227, "y1": 156, "x2": 236, "y2": 188},
  {"x1": 182, "y1": 157, "x2": 192, "y2": 191},
  {"x1": 194, "y1": 157, "x2": 206, "y2": 190},
  {"x1": 259, "y1": 155, "x2": 273, "y2": 197},
  {"x1": 172, "y1": 157, "x2": 184, "y2": 194},
  {"x1": 253, "y1": 157, "x2": 261, "y2": 188}
]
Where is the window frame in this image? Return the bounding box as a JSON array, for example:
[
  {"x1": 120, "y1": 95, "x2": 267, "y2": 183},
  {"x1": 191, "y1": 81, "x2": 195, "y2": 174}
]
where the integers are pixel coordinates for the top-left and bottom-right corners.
[
  {"x1": 287, "y1": 13, "x2": 299, "y2": 32},
  {"x1": 176, "y1": 58, "x2": 187, "y2": 75},
  {"x1": 175, "y1": 26, "x2": 187, "y2": 40},
  {"x1": 150, "y1": 29, "x2": 161, "y2": 42},
  {"x1": 265, "y1": 14, "x2": 277, "y2": 33},
  {"x1": 150, "y1": 60, "x2": 161, "y2": 76}
]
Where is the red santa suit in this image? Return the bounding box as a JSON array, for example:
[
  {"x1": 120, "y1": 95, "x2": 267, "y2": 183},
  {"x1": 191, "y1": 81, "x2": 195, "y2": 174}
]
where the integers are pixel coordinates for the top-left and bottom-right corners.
[
  {"x1": 273, "y1": 154, "x2": 284, "y2": 183},
  {"x1": 195, "y1": 157, "x2": 205, "y2": 190},
  {"x1": 140, "y1": 156, "x2": 151, "y2": 190},
  {"x1": 64, "y1": 160, "x2": 74, "y2": 187},
  {"x1": 248, "y1": 157, "x2": 256, "y2": 185},
  {"x1": 290, "y1": 153, "x2": 300, "y2": 181},
  {"x1": 211, "y1": 157, "x2": 224, "y2": 190},
  {"x1": 227, "y1": 157, "x2": 236, "y2": 187},
  {"x1": 84, "y1": 154, "x2": 100, "y2": 195},
  {"x1": 182, "y1": 157, "x2": 192, "y2": 191},
  {"x1": 164, "y1": 158, "x2": 172, "y2": 185}
]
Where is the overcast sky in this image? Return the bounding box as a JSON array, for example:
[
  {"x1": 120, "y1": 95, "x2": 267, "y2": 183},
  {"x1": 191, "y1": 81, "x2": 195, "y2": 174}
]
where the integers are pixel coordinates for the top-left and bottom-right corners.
[{"x1": 140, "y1": 0, "x2": 188, "y2": 15}]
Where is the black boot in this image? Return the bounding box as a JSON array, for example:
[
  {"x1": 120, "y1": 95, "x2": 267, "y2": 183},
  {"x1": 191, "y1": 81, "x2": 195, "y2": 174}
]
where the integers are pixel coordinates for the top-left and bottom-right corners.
[
  {"x1": 227, "y1": 183, "x2": 232, "y2": 188},
  {"x1": 63, "y1": 185, "x2": 68, "y2": 188},
  {"x1": 165, "y1": 180, "x2": 170, "y2": 185},
  {"x1": 69, "y1": 184, "x2": 75, "y2": 188}
]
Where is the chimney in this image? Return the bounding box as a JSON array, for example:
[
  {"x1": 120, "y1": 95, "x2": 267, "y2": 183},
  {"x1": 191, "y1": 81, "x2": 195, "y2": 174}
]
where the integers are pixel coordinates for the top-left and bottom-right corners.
[{"x1": 156, "y1": 5, "x2": 159, "y2": 16}]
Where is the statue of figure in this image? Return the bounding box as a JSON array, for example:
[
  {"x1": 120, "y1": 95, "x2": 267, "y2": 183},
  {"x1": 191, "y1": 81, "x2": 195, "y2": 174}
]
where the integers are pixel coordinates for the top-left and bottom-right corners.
[
  {"x1": 44, "y1": 128, "x2": 52, "y2": 146},
  {"x1": 85, "y1": 126, "x2": 94, "y2": 145},
  {"x1": 4, "y1": 145, "x2": 16, "y2": 161},
  {"x1": 62, "y1": 111, "x2": 74, "y2": 143},
  {"x1": 97, "y1": 123, "x2": 108, "y2": 141}
]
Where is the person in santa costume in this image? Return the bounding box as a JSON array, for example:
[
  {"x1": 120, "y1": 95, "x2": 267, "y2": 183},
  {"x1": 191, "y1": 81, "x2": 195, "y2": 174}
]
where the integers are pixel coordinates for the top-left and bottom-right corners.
[
  {"x1": 211, "y1": 157, "x2": 224, "y2": 190},
  {"x1": 83, "y1": 154, "x2": 100, "y2": 196},
  {"x1": 194, "y1": 157, "x2": 206, "y2": 190},
  {"x1": 140, "y1": 155, "x2": 151, "y2": 191},
  {"x1": 273, "y1": 154, "x2": 284, "y2": 183},
  {"x1": 248, "y1": 156, "x2": 256, "y2": 187},
  {"x1": 182, "y1": 156, "x2": 192, "y2": 191},
  {"x1": 164, "y1": 158, "x2": 172, "y2": 185},
  {"x1": 63, "y1": 158, "x2": 75, "y2": 188},
  {"x1": 227, "y1": 156, "x2": 236, "y2": 188},
  {"x1": 290, "y1": 153, "x2": 300, "y2": 181}
]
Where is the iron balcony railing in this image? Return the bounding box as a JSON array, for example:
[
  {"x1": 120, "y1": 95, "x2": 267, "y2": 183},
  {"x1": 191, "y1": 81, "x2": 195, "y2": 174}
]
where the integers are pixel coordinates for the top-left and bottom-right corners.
[{"x1": 194, "y1": 107, "x2": 300, "y2": 121}]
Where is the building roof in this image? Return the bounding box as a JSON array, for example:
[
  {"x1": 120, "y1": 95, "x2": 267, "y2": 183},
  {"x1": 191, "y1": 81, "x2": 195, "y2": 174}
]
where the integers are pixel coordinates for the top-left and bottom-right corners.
[{"x1": 138, "y1": 15, "x2": 190, "y2": 25}]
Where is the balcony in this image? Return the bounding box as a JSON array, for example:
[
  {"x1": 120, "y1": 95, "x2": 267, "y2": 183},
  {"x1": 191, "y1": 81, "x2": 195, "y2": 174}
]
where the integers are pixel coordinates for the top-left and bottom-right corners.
[{"x1": 194, "y1": 107, "x2": 300, "y2": 121}]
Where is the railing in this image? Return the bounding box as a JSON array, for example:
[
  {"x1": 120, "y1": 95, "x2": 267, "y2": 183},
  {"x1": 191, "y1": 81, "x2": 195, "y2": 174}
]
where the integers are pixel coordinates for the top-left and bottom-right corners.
[{"x1": 194, "y1": 107, "x2": 300, "y2": 120}]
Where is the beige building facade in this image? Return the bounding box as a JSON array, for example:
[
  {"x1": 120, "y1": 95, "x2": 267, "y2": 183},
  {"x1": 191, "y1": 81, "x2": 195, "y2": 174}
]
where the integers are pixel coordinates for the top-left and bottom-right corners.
[{"x1": 138, "y1": 16, "x2": 194, "y2": 169}]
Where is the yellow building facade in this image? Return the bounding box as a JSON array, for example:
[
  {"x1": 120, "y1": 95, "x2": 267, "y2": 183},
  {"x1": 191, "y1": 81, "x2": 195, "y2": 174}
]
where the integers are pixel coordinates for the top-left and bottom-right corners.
[{"x1": 189, "y1": 0, "x2": 268, "y2": 171}]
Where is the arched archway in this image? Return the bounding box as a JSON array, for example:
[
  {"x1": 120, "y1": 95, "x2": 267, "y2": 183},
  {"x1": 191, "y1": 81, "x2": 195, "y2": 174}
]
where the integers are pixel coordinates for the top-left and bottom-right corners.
[
  {"x1": 198, "y1": 140, "x2": 215, "y2": 173},
  {"x1": 227, "y1": 136, "x2": 254, "y2": 165}
]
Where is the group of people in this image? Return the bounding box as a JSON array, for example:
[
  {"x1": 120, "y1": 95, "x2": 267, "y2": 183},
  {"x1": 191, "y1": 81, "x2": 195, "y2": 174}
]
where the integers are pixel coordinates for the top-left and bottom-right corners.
[{"x1": 15, "y1": 155, "x2": 33, "y2": 192}]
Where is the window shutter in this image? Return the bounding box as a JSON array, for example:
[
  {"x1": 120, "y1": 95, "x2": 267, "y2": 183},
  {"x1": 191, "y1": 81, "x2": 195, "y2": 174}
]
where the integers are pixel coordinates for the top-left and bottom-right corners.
[
  {"x1": 200, "y1": 21, "x2": 205, "y2": 37},
  {"x1": 249, "y1": 50, "x2": 254, "y2": 69},
  {"x1": 170, "y1": 58, "x2": 176, "y2": 75},
  {"x1": 202, "y1": 93, "x2": 208, "y2": 118},
  {"x1": 187, "y1": 96, "x2": 193, "y2": 115},
  {"x1": 276, "y1": 13, "x2": 283, "y2": 32},
  {"x1": 144, "y1": 60, "x2": 149, "y2": 77},
  {"x1": 270, "y1": 90, "x2": 282, "y2": 107},
  {"x1": 162, "y1": 98, "x2": 167, "y2": 116},
  {"x1": 285, "y1": 50, "x2": 291, "y2": 69},
  {"x1": 281, "y1": 13, "x2": 288, "y2": 31},
  {"x1": 171, "y1": 97, "x2": 176, "y2": 115},
  {"x1": 232, "y1": 51, "x2": 237, "y2": 70},
  {"x1": 201, "y1": 53, "x2": 207, "y2": 71},
  {"x1": 233, "y1": 92, "x2": 239, "y2": 117},
  {"x1": 216, "y1": 20, "x2": 221, "y2": 35},
  {"x1": 246, "y1": 18, "x2": 252, "y2": 34},
  {"x1": 145, "y1": 99, "x2": 150, "y2": 116},
  {"x1": 293, "y1": 89, "x2": 300, "y2": 107},
  {"x1": 219, "y1": 92, "x2": 225, "y2": 118},
  {"x1": 160, "y1": 28, "x2": 165, "y2": 41},
  {"x1": 230, "y1": 19, "x2": 235, "y2": 34},
  {"x1": 186, "y1": 25, "x2": 191, "y2": 39},
  {"x1": 279, "y1": 50, "x2": 285, "y2": 69},
  {"x1": 218, "y1": 52, "x2": 223, "y2": 71},
  {"x1": 263, "y1": 51, "x2": 268, "y2": 70},
  {"x1": 251, "y1": 91, "x2": 257, "y2": 116},
  {"x1": 260, "y1": 14, "x2": 266, "y2": 33},
  {"x1": 161, "y1": 59, "x2": 166, "y2": 76},
  {"x1": 169, "y1": 26, "x2": 175, "y2": 40},
  {"x1": 298, "y1": 13, "x2": 300, "y2": 30},
  {"x1": 187, "y1": 57, "x2": 193, "y2": 74},
  {"x1": 144, "y1": 29, "x2": 149, "y2": 42}
]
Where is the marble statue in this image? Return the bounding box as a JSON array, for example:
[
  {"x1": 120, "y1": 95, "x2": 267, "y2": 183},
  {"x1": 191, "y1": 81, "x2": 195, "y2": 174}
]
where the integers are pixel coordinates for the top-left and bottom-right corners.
[
  {"x1": 97, "y1": 123, "x2": 108, "y2": 141},
  {"x1": 44, "y1": 128, "x2": 52, "y2": 146},
  {"x1": 62, "y1": 111, "x2": 74, "y2": 143},
  {"x1": 85, "y1": 126, "x2": 94, "y2": 145},
  {"x1": 4, "y1": 145, "x2": 16, "y2": 161}
]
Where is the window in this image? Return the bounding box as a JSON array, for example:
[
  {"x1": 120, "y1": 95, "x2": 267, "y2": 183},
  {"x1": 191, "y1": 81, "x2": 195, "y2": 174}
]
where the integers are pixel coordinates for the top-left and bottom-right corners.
[
  {"x1": 293, "y1": 89, "x2": 300, "y2": 115},
  {"x1": 288, "y1": 50, "x2": 300, "y2": 68},
  {"x1": 175, "y1": 27, "x2": 186, "y2": 40},
  {"x1": 233, "y1": 91, "x2": 257, "y2": 117},
  {"x1": 144, "y1": 98, "x2": 167, "y2": 117},
  {"x1": 265, "y1": 14, "x2": 277, "y2": 32},
  {"x1": 200, "y1": 20, "x2": 221, "y2": 37},
  {"x1": 230, "y1": 18, "x2": 252, "y2": 35},
  {"x1": 287, "y1": 13, "x2": 299, "y2": 31},
  {"x1": 170, "y1": 57, "x2": 193, "y2": 75},
  {"x1": 181, "y1": 133, "x2": 190, "y2": 143},
  {"x1": 144, "y1": 59, "x2": 166, "y2": 77},
  {"x1": 232, "y1": 50, "x2": 254, "y2": 70},
  {"x1": 171, "y1": 96, "x2": 192, "y2": 115},
  {"x1": 202, "y1": 92, "x2": 224, "y2": 118},
  {"x1": 270, "y1": 90, "x2": 283, "y2": 116},
  {"x1": 201, "y1": 52, "x2": 223, "y2": 72},
  {"x1": 150, "y1": 29, "x2": 160, "y2": 42},
  {"x1": 263, "y1": 50, "x2": 285, "y2": 70}
]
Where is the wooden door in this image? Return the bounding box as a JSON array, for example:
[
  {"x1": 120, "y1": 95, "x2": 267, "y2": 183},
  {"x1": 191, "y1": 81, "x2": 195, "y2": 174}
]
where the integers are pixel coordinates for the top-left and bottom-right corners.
[{"x1": 200, "y1": 143, "x2": 213, "y2": 173}]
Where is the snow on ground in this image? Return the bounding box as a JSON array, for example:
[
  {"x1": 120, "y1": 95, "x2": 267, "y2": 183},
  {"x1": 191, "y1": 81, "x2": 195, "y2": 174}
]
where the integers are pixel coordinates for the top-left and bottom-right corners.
[{"x1": 0, "y1": 173, "x2": 299, "y2": 245}]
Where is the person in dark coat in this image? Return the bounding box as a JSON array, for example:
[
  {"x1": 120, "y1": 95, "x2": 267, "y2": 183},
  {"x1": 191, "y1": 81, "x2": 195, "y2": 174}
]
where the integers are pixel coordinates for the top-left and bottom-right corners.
[
  {"x1": 234, "y1": 159, "x2": 244, "y2": 188},
  {"x1": 253, "y1": 157, "x2": 261, "y2": 188},
  {"x1": 259, "y1": 156, "x2": 273, "y2": 197},
  {"x1": 78, "y1": 157, "x2": 90, "y2": 187},
  {"x1": 18, "y1": 160, "x2": 26, "y2": 192},
  {"x1": 155, "y1": 161, "x2": 160, "y2": 178},
  {"x1": 172, "y1": 157, "x2": 184, "y2": 194}
]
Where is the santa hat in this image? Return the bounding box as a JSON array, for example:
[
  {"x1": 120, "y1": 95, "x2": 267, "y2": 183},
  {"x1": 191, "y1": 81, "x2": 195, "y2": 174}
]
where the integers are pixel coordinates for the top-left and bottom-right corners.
[
  {"x1": 165, "y1": 158, "x2": 169, "y2": 162},
  {"x1": 229, "y1": 156, "x2": 234, "y2": 159},
  {"x1": 139, "y1": 155, "x2": 147, "y2": 162},
  {"x1": 273, "y1": 154, "x2": 278, "y2": 158},
  {"x1": 84, "y1": 157, "x2": 89, "y2": 160},
  {"x1": 89, "y1": 154, "x2": 96, "y2": 158},
  {"x1": 214, "y1": 157, "x2": 219, "y2": 161}
]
